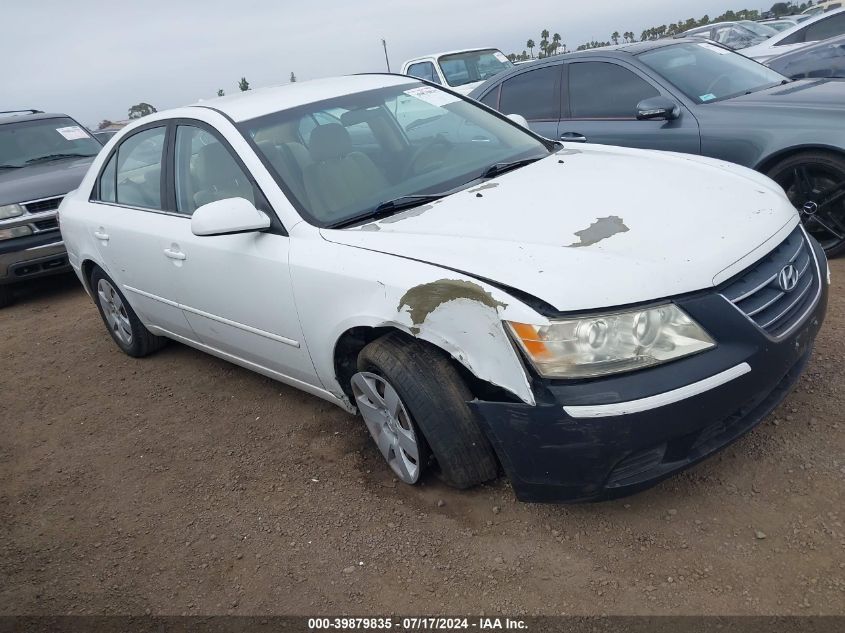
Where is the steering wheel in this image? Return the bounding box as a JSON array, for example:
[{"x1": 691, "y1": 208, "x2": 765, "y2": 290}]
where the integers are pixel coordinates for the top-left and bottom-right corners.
[
  {"x1": 704, "y1": 74, "x2": 731, "y2": 97},
  {"x1": 403, "y1": 136, "x2": 454, "y2": 178}
]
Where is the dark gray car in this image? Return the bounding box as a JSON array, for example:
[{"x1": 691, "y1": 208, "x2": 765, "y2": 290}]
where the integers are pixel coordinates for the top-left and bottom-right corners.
[
  {"x1": 0, "y1": 111, "x2": 101, "y2": 307},
  {"x1": 469, "y1": 40, "x2": 845, "y2": 255}
]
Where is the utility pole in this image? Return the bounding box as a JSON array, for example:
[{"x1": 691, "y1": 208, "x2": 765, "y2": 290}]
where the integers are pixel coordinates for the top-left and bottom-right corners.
[{"x1": 381, "y1": 38, "x2": 391, "y2": 72}]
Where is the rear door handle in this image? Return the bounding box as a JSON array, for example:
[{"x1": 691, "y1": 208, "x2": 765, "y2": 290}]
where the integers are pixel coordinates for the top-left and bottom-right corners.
[
  {"x1": 93, "y1": 230, "x2": 109, "y2": 241},
  {"x1": 560, "y1": 132, "x2": 588, "y2": 143},
  {"x1": 163, "y1": 248, "x2": 186, "y2": 261}
]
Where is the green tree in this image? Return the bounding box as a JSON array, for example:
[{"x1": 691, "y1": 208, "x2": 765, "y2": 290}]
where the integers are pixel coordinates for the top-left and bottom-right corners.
[
  {"x1": 217, "y1": 89, "x2": 225, "y2": 97},
  {"x1": 540, "y1": 29, "x2": 550, "y2": 56},
  {"x1": 526, "y1": 38, "x2": 535, "y2": 58},
  {"x1": 127, "y1": 103, "x2": 156, "y2": 119},
  {"x1": 611, "y1": 30, "x2": 620, "y2": 45},
  {"x1": 238, "y1": 77, "x2": 250, "y2": 92},
  {"x1": 97, "y1": 119, "x2": 114, "y2": 130},
  {"x1": 552, "y1": 32, "x2": 562, "y2": 54}
]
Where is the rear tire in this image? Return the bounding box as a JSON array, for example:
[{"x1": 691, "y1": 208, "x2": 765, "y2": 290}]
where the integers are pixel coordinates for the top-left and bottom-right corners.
[
  {"x1": 355, "y1": 333, "x2": 498, "y2": 489},
  {"x1": 0, "y1": 285, "x2": 11, "y2": 309},
  {"x1": 767, "y1": 150, "x2": 845, "y2": 257},
  {"x1": 90, "y1": 266, "x2": 167, "y2": 357}
]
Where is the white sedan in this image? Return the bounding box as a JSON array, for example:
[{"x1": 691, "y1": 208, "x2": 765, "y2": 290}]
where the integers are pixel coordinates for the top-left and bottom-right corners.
[
  {"x1": 741, "y1": 7, "x2": 845, "y2": 61},
  {"x1": 59, "y1": 74, "x2": 828, "y2": 502}
]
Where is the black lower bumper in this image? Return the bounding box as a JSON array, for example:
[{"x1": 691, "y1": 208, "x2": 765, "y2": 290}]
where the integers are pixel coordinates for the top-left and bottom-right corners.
[{"x1": 471, "y1": 243, "x2": 829, "y2": 503}]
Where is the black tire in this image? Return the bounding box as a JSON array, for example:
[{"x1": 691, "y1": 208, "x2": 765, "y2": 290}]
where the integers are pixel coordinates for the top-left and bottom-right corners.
[
  {"x1": 0, "y1": 284, "x2": 12, "y2": 309},
  {"x1": 767, "y1": 150, "x2": 845, "y2": 257},
  {"x1": 357, "y1": 332, "x2": 498, "y2": 489},
  {"x1": 89, "y1": 266, "x2": 167, "y2": 357}
]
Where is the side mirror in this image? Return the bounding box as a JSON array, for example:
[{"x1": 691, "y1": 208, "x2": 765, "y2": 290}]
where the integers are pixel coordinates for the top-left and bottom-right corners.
[
  {"x1": 506, "y1": 113, "x2": 530, "y2": 128},
  {"x1": 191, "y1": 197, "x2": 271, "y2": 237},
  {"x1": 636, "y1": 96, "x2": 680, "y2": 121}
]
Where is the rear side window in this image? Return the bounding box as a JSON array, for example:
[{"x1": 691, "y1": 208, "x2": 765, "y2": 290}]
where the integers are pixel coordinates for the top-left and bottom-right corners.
[
  {"x1": 115, "y1": 127, "x2": 166, "y2": 209},
  {"x1": 498, "y1": 66, "x2": 560, "y2": 120},
  {"x1": 406, "y1": 62, "x2": 442, "y2": 85},
  {"x1": 569, "y1": 62, "x2": 659, "y2": 119}
]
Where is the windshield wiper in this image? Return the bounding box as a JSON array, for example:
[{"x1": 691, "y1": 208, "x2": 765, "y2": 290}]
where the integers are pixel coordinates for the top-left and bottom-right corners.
[
  {"x1": 480, "y1": 157, "x2": 542, "y2": 179},
  {"x1": 330, "y1": 194, "x2": 448, "y2": 229},
  {"x1": 0, "y1": 164, "x2": 23, "y2": 169},
  {"x1": 25, "y1": 153, "x2": 94, "y2": 164}
]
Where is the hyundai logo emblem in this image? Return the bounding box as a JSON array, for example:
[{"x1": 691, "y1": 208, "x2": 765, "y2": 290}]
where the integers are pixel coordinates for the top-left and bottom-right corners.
[
  {"x1": 778, "y1": 263, "x2": 799, "y2": 292},
  {"x1": 802, "y1": 201, "x2": 819, "y2": 216}
]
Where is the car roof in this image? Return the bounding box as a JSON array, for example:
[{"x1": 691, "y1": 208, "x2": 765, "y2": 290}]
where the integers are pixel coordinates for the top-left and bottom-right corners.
[
  {"x1": 405, "y1": 47, "x2": 502, "y2": 62},
  {"x1": 189, "y1": 74, "x2": 420, "y2": 123},
  {"x1": 0, "y1": 111, "x2": 73, "y2": 126}
]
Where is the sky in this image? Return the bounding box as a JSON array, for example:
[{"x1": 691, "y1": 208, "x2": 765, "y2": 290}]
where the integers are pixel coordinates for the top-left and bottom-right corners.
[{"x1": 3, "y1": 0, "x2": 747, "y2": 127}]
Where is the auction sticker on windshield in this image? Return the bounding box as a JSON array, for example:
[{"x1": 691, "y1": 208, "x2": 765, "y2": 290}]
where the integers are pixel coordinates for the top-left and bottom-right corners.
[
  {"x1": 404, "y1": 86, "x2": 460, "y2": 107},
  {"x1": 56, "y1": 126, "x2": 90, "y2": 141},
  {"x1": 494, "y1": 51, "x2": 509, "y2": 63}
]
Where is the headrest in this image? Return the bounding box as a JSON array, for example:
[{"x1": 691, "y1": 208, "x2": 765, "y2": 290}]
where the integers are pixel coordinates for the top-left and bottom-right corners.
[
  {"x1": 309, "y1": 123, "x2": 352, "y2": 162},
  {"x1": 196, "y1": 142, "x2": 240, "y2": 183}
]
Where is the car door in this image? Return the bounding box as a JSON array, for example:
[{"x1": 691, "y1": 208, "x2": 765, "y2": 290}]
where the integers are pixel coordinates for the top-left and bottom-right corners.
[
  {"x1": 559, "y1": 59, "x2": 701, "y2": 154},
  {"x1": 487, "y1": 64, "x2": 562, "y2": 140},
  {"x1": 84, "y1": 123, "x2": 195, "y2": 337},
  {"x1": 165, "y1": 121, "x2": 319, "y2": 386}
]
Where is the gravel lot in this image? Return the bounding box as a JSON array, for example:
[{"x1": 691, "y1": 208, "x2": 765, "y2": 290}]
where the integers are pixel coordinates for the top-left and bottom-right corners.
[{"x1": 1, "y1": 261, "x2": 843, "y2": 616}]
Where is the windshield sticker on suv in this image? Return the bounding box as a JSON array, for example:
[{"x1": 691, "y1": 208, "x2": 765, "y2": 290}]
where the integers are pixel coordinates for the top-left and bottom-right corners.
[
  {"x1": 697, "y1": 42, "x2": 731, "y2": 55},
  {"x1": 404, "y1": 86, "x2": 460, "y2": 107},
  {"x1": 699, "y1": 93, "x2": 716, "y2": 102},
  {"x1": 56, "y1": 125, "x2": 90, "y2": 141},
  {"x1": 493, "y1": 51, "x2": 509, "y2": 63}
]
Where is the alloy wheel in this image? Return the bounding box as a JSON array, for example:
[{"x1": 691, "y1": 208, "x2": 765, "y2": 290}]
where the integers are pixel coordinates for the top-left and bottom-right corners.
[
  {"x1": 97, "y1": 278, "x2": 133, "y2": 346},
  {"x1": 351, "y1": 372, "x2": 421, "y2": 484}
]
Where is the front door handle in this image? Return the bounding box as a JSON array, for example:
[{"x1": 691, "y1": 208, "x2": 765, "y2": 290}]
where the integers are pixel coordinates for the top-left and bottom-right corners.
[
  {"x1": 163, "y1": 248, "x2": 186, "y2": 261},
  {"x1": 93, "y1": 230, "x2": 110, "y2": 241},
  {"x1": 560, "y1": 132, "x2": 588, "y2": 143}
]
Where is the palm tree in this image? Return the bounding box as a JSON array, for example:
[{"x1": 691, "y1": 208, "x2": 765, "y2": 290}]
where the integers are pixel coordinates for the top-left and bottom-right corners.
[
  {"x1": 552, "y1": 32, "x2": 562, "y2": 54},
  {"x1": 540, "y1": 36, "x2": 549, "y2": 57},
  {"x1": 611, "y1": 31, "x2": 620, "y2": 45},
  {"x1": 526, "y1": 38, "x2": 535, "y2": 58}
]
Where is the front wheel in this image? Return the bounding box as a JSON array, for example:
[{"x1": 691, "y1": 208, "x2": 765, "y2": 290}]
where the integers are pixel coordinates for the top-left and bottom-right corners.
[
  {"x1": 767, "y1": 151, "x2": 845, "y2": 257},
  {"x1": 0, "y1": 285, "x2": 11, "y2": 309},
  {"x1": 353, "y1": 333, "x2": 499, "y2": 489}
]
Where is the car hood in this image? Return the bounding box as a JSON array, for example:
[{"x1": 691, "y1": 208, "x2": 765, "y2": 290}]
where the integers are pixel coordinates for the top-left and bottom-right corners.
[
  {"x1": 320, "y1": 145, "x2": 798, "y2": 312},
  {"x1": 718, "y1": 77, "x2": 845, "y2": 109},
  {"x1": 0, "y1": 156, "x2": 95, "y2": 206}
]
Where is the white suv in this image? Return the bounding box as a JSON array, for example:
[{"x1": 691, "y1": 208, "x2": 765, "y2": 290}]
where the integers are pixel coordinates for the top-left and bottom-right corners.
[{"x1": 59, "y1": 75, "x2": 828, "y2": 503}]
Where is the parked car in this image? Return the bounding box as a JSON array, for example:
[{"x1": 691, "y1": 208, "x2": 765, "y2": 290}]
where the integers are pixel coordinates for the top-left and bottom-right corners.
[
  {"x1": 741, "y1": 8, "x2": 845, "y2": 61},
  {"x1": 0, "y1": 110, "x2": 102, "y2": 307},
  {"x1": 59, "y1": 75, "x2": 828, "y2": 503},
  {"x1": 469, "y1": 39, "x2": 845, "y2": 256},
  {"x1": 766, "y1": 33, "x2": 845, "y2": 78},
  {"x1": 674, "y1": 21, "x2": 777, "y2": 50},
  {"x1": 91, "y1": 129, "x2": 119, "y2": 144},
  {"x1": 757, "y1": 17, "x2": 803, "y2": 31},
  {"x1": 802, "y1": 0, "x2": 843, "y2": 18},
  {"x1": 401, "y1": 48, "x2": 514, "y2": 94}
]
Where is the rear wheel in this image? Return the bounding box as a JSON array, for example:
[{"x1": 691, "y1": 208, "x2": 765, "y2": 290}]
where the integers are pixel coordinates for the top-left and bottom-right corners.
[
  {"x1": 353, "y1": 333, "x2": 498, "y2": 489},
  {"x1": 90, "y1": 266, "x2": 167, "y2": 357},
  {"x1": 767, "y1": 151, "x2": 845, "y2": 257}
]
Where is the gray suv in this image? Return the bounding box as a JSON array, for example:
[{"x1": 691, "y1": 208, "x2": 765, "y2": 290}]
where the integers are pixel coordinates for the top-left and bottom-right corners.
[{"x1": 0, "y1": 110, "x2": 102, "y2": 307}]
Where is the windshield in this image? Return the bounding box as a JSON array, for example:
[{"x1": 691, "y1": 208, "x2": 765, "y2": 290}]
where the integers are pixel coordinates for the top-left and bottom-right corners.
[
  {"x1": 438, "y1": 49, "x2": 514, "y2": 87},
  {"x1": 638, "y1": 42, "x2": 788, "y2": 103},
  {"x1": 240, "y1": 80, "x2": 551, "y2": 227},
  {"x1": 0, "y1": 117, "x2": 101, "y2": 168},
  {"x1": 739, "y1": 20, "x2": 779, "y2": 37}
]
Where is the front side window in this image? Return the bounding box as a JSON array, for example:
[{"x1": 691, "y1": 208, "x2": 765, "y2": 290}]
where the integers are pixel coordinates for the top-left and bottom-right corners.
[
  {"x1": 438, "y1": 49, "x2": 514, "y2": 87},
  {"x1": 0, "y1": 117, "x2": 101, "y2": 168},
  {"x1": 499, "y1": 66, "x2": 560, "y2": 120},
  {"x1": 569, "y1": 62, "x2": 659, "y2": 119},
  {"x1": 638, "y1": 42, "x2": 787, "y2": 103},
  {"x1": 242, "y1": 81, "x2": 551, "y2": 226},
  {"x1": 174, "y1": 125, "x2": 255, "y2": 215},
  {"x1": 406, "y1": 62, "x2": 441, "y2": 85},
  {"x1": 115, "y1": 127, "x2": 165, "y2": 209}
]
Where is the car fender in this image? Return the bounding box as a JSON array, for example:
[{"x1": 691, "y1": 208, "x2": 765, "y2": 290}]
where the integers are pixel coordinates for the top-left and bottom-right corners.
[{"x1": 289, "y1": 228, "x2": 544, "y2": 407}]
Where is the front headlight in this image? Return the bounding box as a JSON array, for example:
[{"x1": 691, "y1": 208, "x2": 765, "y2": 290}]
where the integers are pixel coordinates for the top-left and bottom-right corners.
[
  {"x1": 0, "y1": 203, "x2": 24, "y2": 220},
  {"x1": 508, "y1": 304, "x2": 714, "y2": 379},
  {"x1": 0, "y1": 225, "x2": 33, "y2": 241}
]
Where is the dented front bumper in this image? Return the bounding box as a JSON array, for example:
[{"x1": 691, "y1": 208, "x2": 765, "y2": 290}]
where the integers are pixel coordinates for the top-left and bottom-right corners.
[{"x1": 471, "y1": 240, "x2": 829, "y2": 503}]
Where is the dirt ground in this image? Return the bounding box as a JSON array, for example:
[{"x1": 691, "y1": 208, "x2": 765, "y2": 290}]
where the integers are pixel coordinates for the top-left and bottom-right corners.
[{"x1": 1, "y1": 261, "x2": 843, "y2": 617}]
